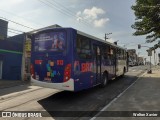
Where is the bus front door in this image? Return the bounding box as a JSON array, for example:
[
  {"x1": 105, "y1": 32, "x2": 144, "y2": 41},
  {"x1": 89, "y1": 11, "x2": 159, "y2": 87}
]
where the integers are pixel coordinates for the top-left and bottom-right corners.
[{"x1": 93, "y1": 45, "x2": 101, "y2": 84}]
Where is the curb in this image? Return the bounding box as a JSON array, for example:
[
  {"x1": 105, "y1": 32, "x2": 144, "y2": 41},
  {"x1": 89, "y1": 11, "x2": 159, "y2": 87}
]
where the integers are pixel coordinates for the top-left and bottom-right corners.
[
  {"x1": 0, "y1": 81, "x2": 30, "y2": 89},
  {"x1": 90, "y1": 70, "x2": 147, "y2": 120}
]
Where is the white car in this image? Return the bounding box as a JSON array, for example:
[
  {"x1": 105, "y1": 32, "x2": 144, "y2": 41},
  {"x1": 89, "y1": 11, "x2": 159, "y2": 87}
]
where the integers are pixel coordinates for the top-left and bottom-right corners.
[{"x1": 129, "y1": 61, "x2": 135, "y2": 66}]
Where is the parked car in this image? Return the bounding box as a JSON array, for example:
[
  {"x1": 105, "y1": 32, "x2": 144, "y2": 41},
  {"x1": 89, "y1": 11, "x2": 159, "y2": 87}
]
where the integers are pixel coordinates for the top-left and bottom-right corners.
[{"x1": 129, "y1": 60, "x2": 135, "y2": 67}]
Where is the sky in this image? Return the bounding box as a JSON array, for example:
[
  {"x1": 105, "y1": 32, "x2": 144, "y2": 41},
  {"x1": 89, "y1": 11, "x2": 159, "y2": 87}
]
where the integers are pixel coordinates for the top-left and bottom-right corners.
[{"x1": 0, "y1": 0, "x2": 159, "y2": 64}]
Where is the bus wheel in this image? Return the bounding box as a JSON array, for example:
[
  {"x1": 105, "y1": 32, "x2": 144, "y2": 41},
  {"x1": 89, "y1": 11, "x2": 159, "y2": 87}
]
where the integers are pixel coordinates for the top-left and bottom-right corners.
[
  {"x1": 122, "y1": 67, "x2": 126, "y2": 77},
  {"x1": 101, "y1": 74, "x2": 108, "y2": 87}
]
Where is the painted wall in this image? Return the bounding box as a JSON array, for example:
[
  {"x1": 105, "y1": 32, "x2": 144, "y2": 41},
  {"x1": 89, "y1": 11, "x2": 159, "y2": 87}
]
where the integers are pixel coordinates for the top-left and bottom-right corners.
[
  {"x1": 0, "y1": 35, "x2": 24, "y2": 80},
  {"x1": 0, "y1": 52, "x2": 22, "y2": 80}
]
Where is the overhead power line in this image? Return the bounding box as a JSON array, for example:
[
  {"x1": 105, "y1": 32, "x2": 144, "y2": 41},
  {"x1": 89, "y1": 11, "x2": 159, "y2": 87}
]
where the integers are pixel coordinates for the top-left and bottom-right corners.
[
  {"x1": 0, "y1": 24, "x2": 24, "y2": 33},
  {"x1": 0, "y1": 25, "x2": 25, "y2": 36},
  {"x1": 37, "y1": 0, "x2": 93, "y2": 28},
  {"x1": 0, "y1": 8, "x2": 45, "y2": 28},
  {"x1": 8, "y1": 28, "x2": 24, "y2": 33},
  {"x1": 8, "y1": 30, "x2": 22, "y2": 35},
  {"x1": 0, "y1": 16, "x2": 35, "y2": 30}
]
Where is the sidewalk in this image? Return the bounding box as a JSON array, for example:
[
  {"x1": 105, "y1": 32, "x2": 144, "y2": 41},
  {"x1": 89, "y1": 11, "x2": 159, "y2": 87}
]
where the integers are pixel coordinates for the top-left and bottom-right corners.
[
  {"x1": 0, "y1": 79, "x2": 41, "y2": 100},
  {"x1": 0, "y1": 79, "x2": 29, "y2": 89},
  {"x1": 94, "y1": 68, "x2": 160, "y2": 120}
]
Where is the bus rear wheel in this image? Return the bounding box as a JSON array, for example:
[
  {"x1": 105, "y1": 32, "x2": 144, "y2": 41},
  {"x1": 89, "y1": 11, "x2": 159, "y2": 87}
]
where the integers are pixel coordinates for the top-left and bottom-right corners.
[
  {"x1": 101, "y1": 73, "x2": 108, "y2": 87},
  {"x1": 121, "y1": 67, "x2": 126, "y2": 77}
]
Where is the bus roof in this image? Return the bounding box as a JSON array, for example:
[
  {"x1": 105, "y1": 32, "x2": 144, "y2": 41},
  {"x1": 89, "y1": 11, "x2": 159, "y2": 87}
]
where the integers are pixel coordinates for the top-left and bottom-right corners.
[{"x1": 28, "y1": 27, "x2": 126, "y2": 51}]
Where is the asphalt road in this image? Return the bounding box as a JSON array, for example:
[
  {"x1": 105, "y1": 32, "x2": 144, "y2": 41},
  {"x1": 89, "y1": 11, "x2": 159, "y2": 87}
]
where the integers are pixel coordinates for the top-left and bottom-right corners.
[
  {"x1": 38, "y1": 66, "x2": 147, "y2": 120},
  {"x1": 0, "y1": 65, "x2": 148, "y2": 120}
]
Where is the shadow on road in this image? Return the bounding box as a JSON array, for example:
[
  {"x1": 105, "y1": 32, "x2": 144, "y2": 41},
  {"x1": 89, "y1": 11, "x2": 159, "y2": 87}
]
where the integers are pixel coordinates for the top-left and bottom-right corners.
[{"x1": 38, "y1": 74, "x2": 140, "y2": 119}]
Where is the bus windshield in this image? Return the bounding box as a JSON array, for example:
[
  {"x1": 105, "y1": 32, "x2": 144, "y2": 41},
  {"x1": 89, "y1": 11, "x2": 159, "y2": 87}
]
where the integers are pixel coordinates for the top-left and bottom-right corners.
[{"x1": 34, "y1": 31, "x2": 66, "y2": 52}]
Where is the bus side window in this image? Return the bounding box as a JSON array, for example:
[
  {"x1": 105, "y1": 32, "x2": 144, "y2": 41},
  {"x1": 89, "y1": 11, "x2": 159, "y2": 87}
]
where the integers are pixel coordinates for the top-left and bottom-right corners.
[
  {"x1": 102, "y1": 46, "x2": 109, "y2": 60},
  {"x1": 116, "y1": 49, "x2": 118, "y2": 59},
  {"x1": 76, "y1": 35, "x2": 92, "y2": 59},
  {"x1": 76, "y1": 38, "x2": 81, "y2": 54},
  {"x1": 124, "y1": 51, "x2": 126, "y2": 60},
  {"x1": 122, "y1": 50, "x2": 124, "y2": 60},
  {"x1": 117, "y1": 49, "x2": 120, "y2": 59}
]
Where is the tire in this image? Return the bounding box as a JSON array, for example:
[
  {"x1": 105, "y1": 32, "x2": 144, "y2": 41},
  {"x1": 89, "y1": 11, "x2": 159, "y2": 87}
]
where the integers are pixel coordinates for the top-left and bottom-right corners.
[
  {"x1": 101, "y1": 74, "x2": 108, "y2": 87},
  {"x1": 121, "y1": 67, "x2": 126, "y2": 77}
]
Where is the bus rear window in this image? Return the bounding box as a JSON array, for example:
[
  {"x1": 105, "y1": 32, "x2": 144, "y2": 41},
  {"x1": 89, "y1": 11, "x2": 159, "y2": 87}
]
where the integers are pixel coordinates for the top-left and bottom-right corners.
[{"x1": 34, "y1": 31, "x2": 66, "y2": 52}]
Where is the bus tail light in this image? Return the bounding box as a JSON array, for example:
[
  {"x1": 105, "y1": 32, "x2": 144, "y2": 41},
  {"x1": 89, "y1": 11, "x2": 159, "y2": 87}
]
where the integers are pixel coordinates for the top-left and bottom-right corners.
[
  {"x1": 30, "y1": 64, "x2": 35, "y2": 79},
  {"x1": 64, "y1": 64, "x2": 71, "y2": 82}
]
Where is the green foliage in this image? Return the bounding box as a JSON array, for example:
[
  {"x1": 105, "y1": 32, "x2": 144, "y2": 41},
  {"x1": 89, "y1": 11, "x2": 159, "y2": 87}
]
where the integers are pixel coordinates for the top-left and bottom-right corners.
[{"x1": 131, "y1": 0, "x2": 160, "y2": 44}]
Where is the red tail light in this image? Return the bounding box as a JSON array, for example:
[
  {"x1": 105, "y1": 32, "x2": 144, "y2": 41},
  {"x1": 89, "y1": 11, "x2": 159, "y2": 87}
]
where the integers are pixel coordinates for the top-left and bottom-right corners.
[
  {"x1": 30, "y1": 64, "x2": 35, "y2": 78},
  {"x1": 64, "y1": 64, "x2": 71, "y2": 82}
]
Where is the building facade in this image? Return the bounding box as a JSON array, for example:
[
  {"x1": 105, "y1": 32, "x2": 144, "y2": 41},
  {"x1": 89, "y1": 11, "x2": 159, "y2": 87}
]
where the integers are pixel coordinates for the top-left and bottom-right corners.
[
  {"x1": 0, "y1": 23, "x2": 62, "y2": 81},
  {"x1": 0, "y1": 19, "x2": 8, "y2": 40},
  {"x1": 0, "y1": 39, "x2": 24, "y2": 80},
  {"x1": 127, "y1": 49, "x2": 138, "y2": 64}
]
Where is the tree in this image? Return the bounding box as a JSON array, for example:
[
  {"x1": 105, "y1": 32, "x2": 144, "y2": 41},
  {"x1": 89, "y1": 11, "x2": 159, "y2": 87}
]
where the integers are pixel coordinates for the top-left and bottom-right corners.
[{"x1": 131, "y1": 0, "x2": 160, "y2": 44}]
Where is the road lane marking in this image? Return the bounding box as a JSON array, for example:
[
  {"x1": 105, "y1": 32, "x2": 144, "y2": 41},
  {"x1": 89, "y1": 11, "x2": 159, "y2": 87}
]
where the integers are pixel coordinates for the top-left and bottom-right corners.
[{"x1": 90, "y1": 71, "x2": 146, "y2": 120}]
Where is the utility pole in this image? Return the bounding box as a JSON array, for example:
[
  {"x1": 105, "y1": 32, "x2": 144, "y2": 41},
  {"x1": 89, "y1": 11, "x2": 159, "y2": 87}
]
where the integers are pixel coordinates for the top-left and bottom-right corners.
[
  {"x1": 105, "y1": 33, "x2": 107, "y2": 41},
  {"x1": 138, "y1": 44, "x2": 152, "y2": 73},
  {"x1": 144, "y1": 58, "x2": 146, "y2": 65},
  {"x1": 154, "y1": 50, "x2": 156, "y2": 65},
  {"x1": 159, "y1": 53, "x2": 160, "y2": 63},
  {"x1": 105, "y1": 33, "x2": 112, "y2": 41},
  {"x1": 147, "y1": 49, "x2": 152, "y2": 74},
  {"x1": 137, "y1": 52, "x2": 140, "y2": 65}
]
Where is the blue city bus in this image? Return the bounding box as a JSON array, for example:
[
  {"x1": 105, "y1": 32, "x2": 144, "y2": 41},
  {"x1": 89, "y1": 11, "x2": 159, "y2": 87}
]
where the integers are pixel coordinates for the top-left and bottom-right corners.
[{"x1": 30, "y1": 28, "x2": 127, "y2": 92}]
